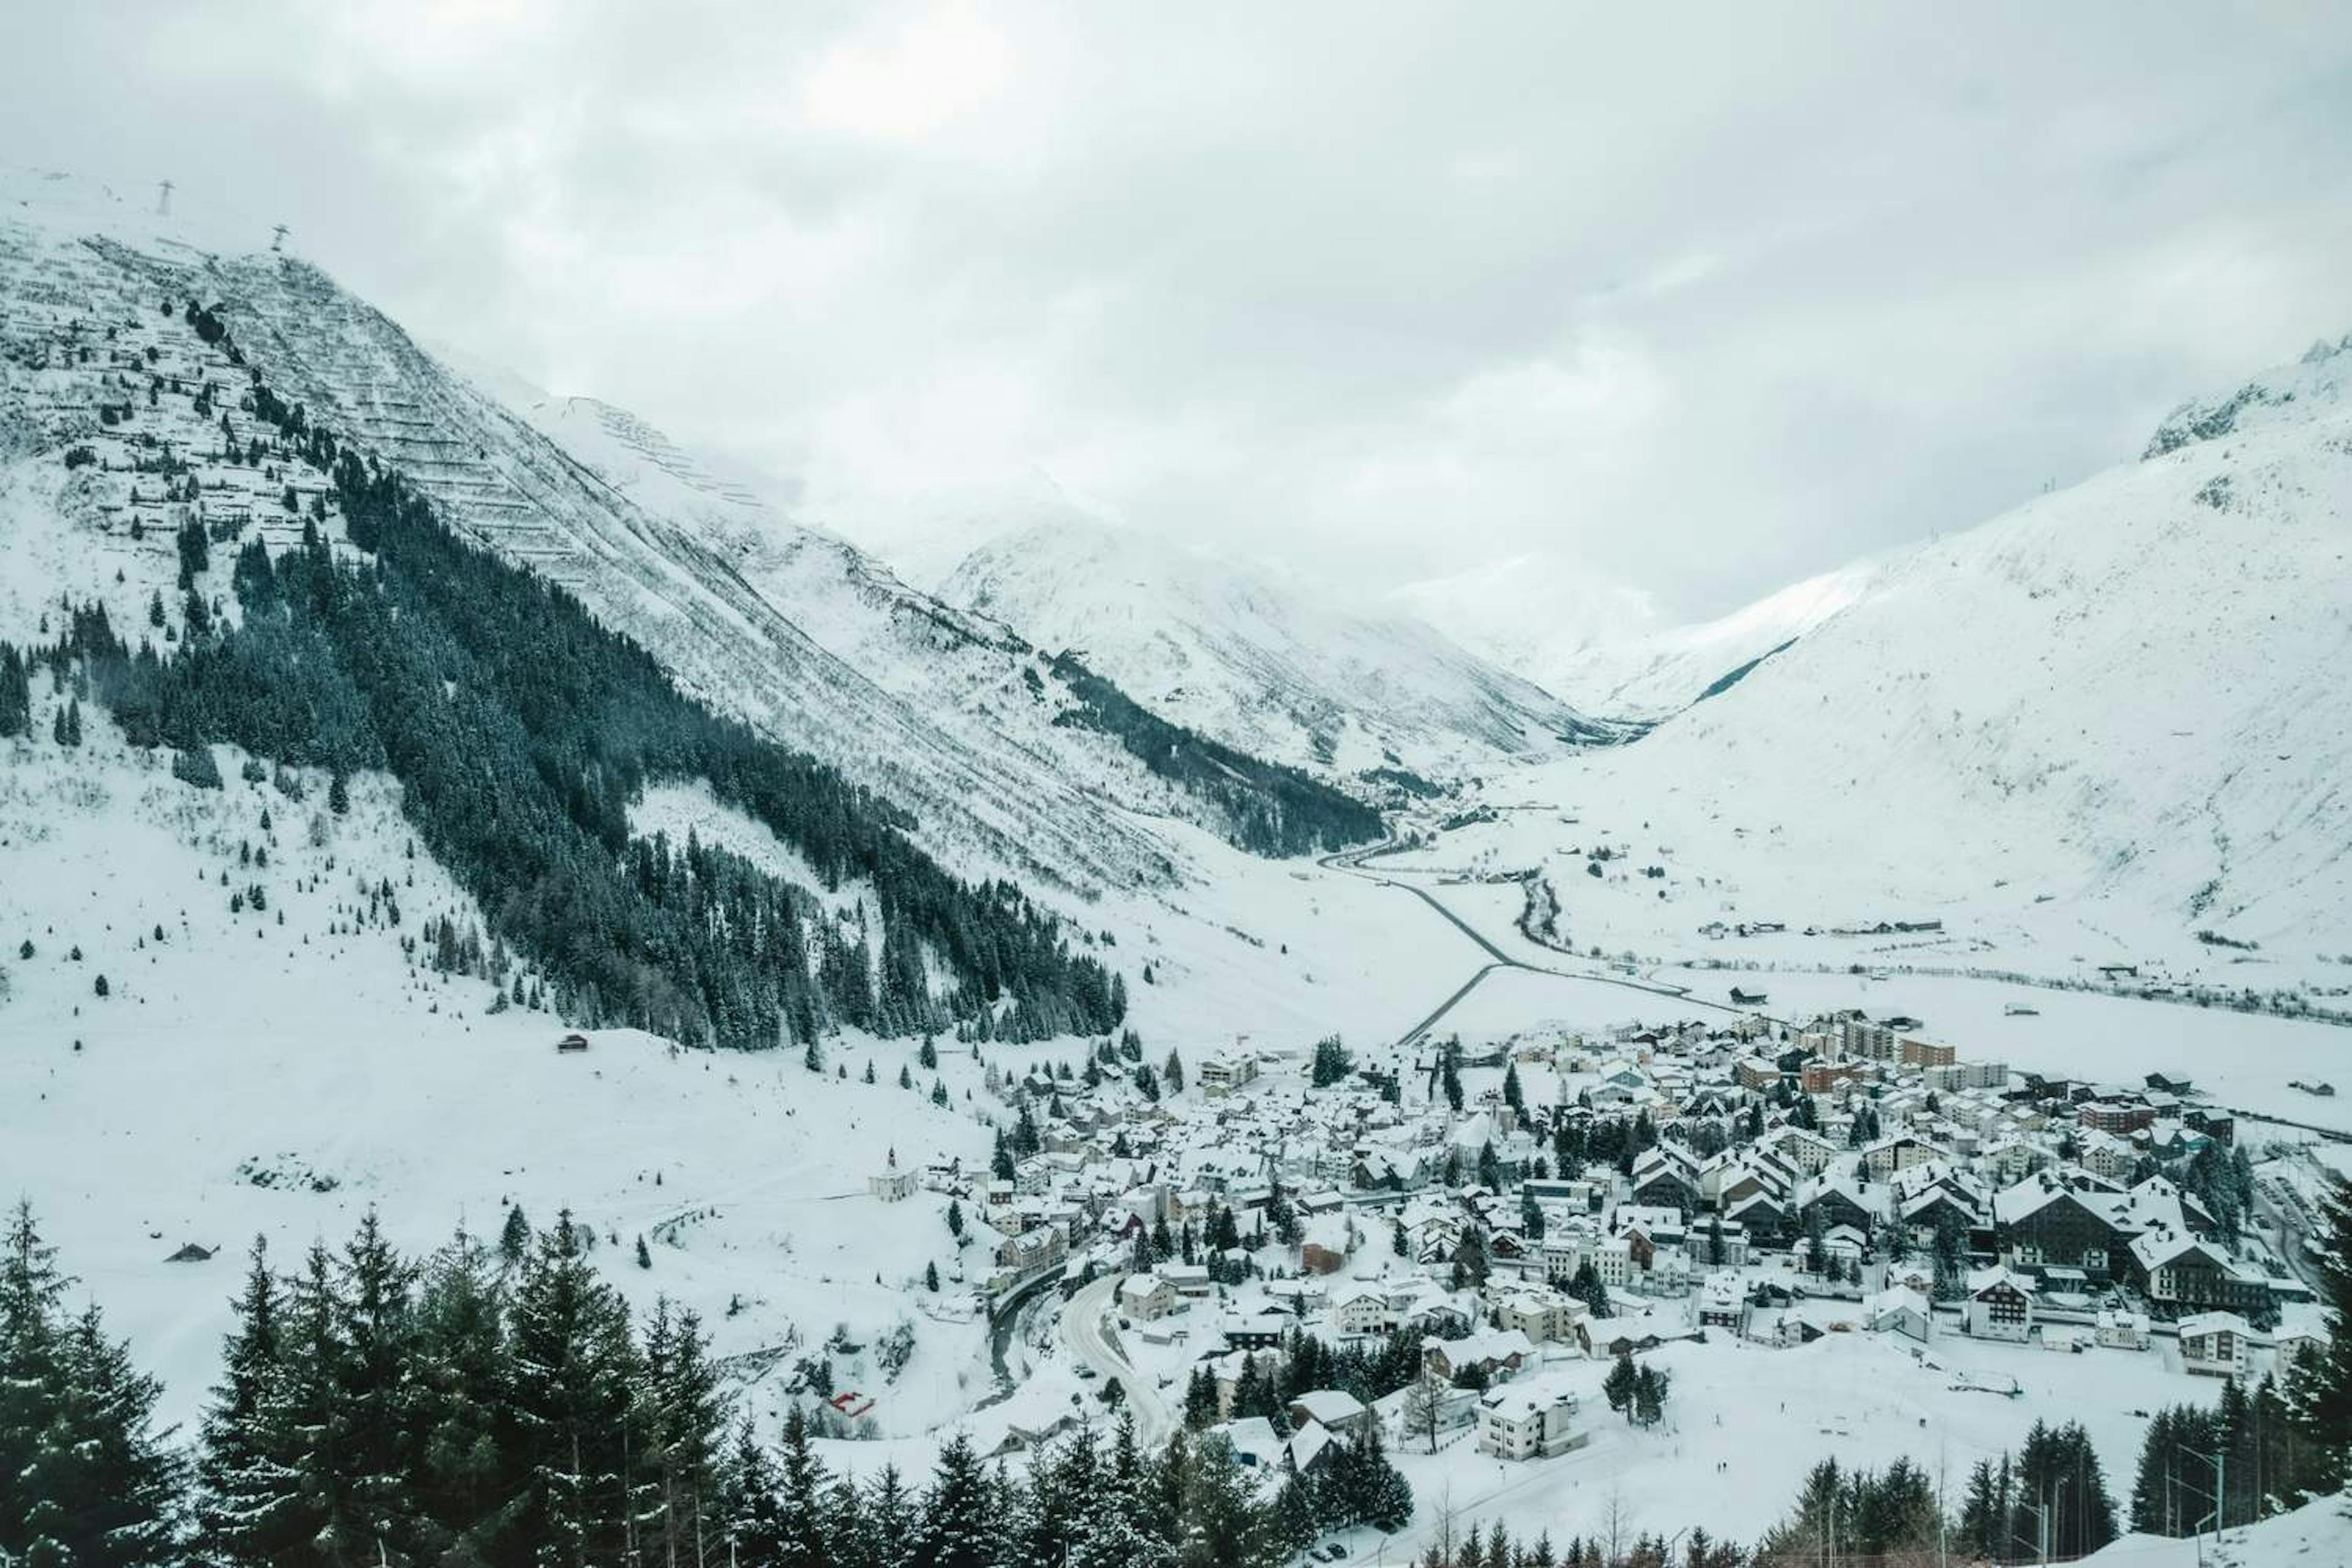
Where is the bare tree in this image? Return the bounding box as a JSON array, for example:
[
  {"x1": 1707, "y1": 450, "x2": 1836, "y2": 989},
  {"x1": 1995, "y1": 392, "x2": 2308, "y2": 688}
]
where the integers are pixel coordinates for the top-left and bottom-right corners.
[
  {"x1": 1601, "y1": 1484, "x2": 1634, "y2": 1568},
  {"x1": 1403, "y1": 1373, "x2": 1446, "y2": 1453}
]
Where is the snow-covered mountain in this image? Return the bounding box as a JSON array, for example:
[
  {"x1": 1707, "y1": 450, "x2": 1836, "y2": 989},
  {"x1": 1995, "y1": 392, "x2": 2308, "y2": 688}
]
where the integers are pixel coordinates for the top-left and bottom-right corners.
[
  {"x1": 1526, "y1": 331, "x2": 2352, "y2": 951},
  {"x1": 938, "y1": 518, "x2": 1624, "y2": 783},
  {"x1": 0, "y1": 168, "x2": 1408, "y2": 895},
  {"x1": 1384, "y1": 551, "x2": 1667, "y2": 709},
  {"x1": 1535, "y1": 559, "x2": 1879, "y2": 721}
]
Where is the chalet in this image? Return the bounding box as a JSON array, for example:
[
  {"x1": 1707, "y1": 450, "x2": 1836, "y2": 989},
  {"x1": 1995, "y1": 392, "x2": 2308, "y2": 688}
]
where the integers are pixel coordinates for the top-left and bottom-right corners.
[
  {"x1": 1965, "y1": 1268, "x2": 2035, "y2": 1343},
  {"x1": 1729, "y1": 987, "x2": 1768, "y2": 1007},
  {"x1": 997, "y1": 1226, "x2": 1066, "y2": 1277},
  {"x1": 1861, "y1": 1133, "x2": 1947, "y2": 1180},
  {"x1": 2182, "y1": 1107, "x2": 2236, "y2": 1146},
  {"x1": 556, "y1": 1033, "x2": 590, "y2": 1053},
  {"x1": 1218, "y1": 1415, "x2": 1286, "y2": 1471},
  {"x1": 2095, "y1": 1310, "x2": 2150, "y2": 1351},
  {"x1": 1197, "y1": 1055, "x2": 1259, "y2": 1098},
  {"x1": 1118, "y1": 1273, "x2": 1177, "y2": 1322},
  {"x1": 1424, "y1": 1328, "x2": 1532, "y2": 1386},
  {"x1": 1161, "y1": 1263, "x2": 1214, "y2": 1298},
  {"x1": 1697, "y1": 1273, "x2": 1744, "y2": 1330},
  {"x1": 1488, "y1": 1288, "x2": 1586, "y2": 1346},
  {"x1": 2128, "y1": 1230, "x2": 2273, "y2": 1319},
  {"x1": 2178, "y1": 1312, "x2": 2253, "y2": 1378},
  {"x1": 1223, "y1": 1314, "x2": 1287, "y2": 1352},
  {"x1": 1327, "y1": 1282, "x2": 1391, "y2": 1337},
  {"x1": 1628, "y1": 1162, "x2": 1701, "y2": 1215},
  {"x1": 1477, "y1": 1378, "x2": 1585, "y2": 1460},
  {"x1": 1799, "y1": 1180, "x2": 1875, "y2": 1236},
  {"x1": 1725, "y1": 1192, "x2": 1790, "y2": 1245},
  {"x1": 1865, "y1": 1285, "x2": 1934, "y2": 1343},
  {"x1": 1286, "y1": 1389, "x2": 1373, "y2": 1439},
  {"x1": 1993, "y1": 1174, "x2": 2124, "y2": 1280}
]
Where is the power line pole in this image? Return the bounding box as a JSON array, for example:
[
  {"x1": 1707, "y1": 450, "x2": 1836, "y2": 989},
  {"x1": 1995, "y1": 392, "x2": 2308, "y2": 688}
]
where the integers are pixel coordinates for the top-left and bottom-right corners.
[
  {"x1": 156, "y1": 179, "x2": 173, "y2": 216},
  {"x1": 271, "y1": 224, "x2": 290, "y2": 252}
]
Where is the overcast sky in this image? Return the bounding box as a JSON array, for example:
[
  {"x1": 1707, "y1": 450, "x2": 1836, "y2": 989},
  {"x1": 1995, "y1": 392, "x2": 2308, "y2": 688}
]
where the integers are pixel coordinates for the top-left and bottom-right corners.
[{"x1": 7, "y1": 2, "x2": 2352, "y2": 623}]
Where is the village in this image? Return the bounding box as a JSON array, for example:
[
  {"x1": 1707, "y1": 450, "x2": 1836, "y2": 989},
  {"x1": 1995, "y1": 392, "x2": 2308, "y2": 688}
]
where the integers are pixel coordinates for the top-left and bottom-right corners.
[{"x1": 869, "y1": 1000, "x2": 2332, "y2": 1551}]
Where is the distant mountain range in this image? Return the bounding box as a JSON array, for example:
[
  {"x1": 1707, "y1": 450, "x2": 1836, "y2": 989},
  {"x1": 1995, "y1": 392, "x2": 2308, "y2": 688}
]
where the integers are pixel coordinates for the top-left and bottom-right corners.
[
  {"x1": 1548, "y1": 331, "x2": 2352, "y2": 944},
  {"x1": 937, "y1": 517, "x2": 1624, "y2": 785}
]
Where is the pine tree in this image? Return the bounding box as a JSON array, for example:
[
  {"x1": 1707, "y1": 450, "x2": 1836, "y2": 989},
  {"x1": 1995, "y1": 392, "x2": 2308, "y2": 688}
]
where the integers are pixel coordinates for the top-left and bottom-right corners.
[
  {"x1": 2290, "y1": 1175, "x2": 2352, "y2": 1486},
  {"x1": 1631, "y1": 1363, "x2": 1668, "y2": 1427},
  {"x1": 640, "y1": 1302, "x2": 724, "y2": 1568},
  {"x1": 1072, "y1": 1411, "x2": 1158, "y2": 1568},
  {"x1": 21, "y1": 1300, "x2": 187, "y2": 1568},
  {"x1": 335, "y1": 1210, "x2": 420, "y2": 1553},
  {"x1": 1175, "y1": 1436, "x2": 1276, "y2": 1568},
  {"x1": 0, "y1": 644, "x2": 29, "y2": 738},
  {"x1": 197, "y1": 1237, "x2": 292, "y2": 1567},
  {"x1": 408, "y1": 1230, "x2": 514, "y2": 1566},
  {"x1": 503, "y1": 1211, "x2": 641, "y2": 1567},
  {"x1": 1354, "y1": 1422, "x2": 1413, "y2": 1532},
  {"x1": 0, "y1": 1204, "x2": 70, "y2": 1555},
  {"x1": 499, "y1": 1205, "x2": 532, "y2": 1268},
  {"x1": 861, "y1": 1461, "x2": 918, "y2": 1568},
  {"x1": 1602, "y1": 1350, "x2": 1638, "y2": 1417},
  {"x1": 721, "y1": 1418, "x2": 788, "y2": 1568},
  {"x1": 770, "y1": 1404, "x2": 834, "y2": 1568},
  {"x1": 245, "y1": 1241, "x2": 366, "y2": 1566},
  {"x1": 914, "y1": 1433, "x2": 997, "y2": 1568}
]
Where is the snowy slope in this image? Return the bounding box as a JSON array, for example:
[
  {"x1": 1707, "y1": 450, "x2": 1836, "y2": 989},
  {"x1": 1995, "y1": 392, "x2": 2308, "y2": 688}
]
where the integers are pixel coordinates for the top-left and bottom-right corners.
[
  {"x1": 1384, "y1": 551, "x2": 1668, "y2": 709},
  {"x1": 939, "y1": 517, "x2": 1623, "y2": 783},
  {"x1": 1537, "y1": 558, "x2": 1879, "y2": 722},
  {"x1": 1548, "y1": 334, "x2": 2352, "y2": 726},
  {"x1": 0, "y1": 167, "x2": 1398, "y2": 897},
  {"x1": 1416, "y1": 333, "x2": 2352, "y2": 975},
  {"x1": 0, "y1": 731, "x2": 1015, "y2": 1439}
]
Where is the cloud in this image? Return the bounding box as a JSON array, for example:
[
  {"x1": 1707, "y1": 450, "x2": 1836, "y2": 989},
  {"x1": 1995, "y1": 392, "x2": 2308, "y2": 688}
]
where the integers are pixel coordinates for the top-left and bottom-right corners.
[{"x1": 4, "y1": 2, "x2": 2349, "y2": 625}]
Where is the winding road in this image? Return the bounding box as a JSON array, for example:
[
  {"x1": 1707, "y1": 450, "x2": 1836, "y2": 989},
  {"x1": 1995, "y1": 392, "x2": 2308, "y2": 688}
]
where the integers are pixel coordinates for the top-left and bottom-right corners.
[
  {"x1": 1319, "y1": 839, "x2": 1752, "y2": 1049},
  {"x1": 1057, "y1": 1273, "x2": 1175, "y2": 1447}
]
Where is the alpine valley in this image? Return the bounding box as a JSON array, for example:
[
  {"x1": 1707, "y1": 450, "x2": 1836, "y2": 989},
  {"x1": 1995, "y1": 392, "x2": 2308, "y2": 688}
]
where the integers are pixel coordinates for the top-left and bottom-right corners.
[{"x1": 7, "y1": 160, "x2": 2352, "y2": 1568}]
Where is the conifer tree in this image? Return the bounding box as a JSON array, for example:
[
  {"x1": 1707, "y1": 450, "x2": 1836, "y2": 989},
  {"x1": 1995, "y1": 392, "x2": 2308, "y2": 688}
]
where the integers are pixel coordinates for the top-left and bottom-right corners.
[
  {"x1": 640, "y1": 1301, "x2": 724, "y2": 1568},
  {"x1": 197, "y1": 1238, "x2": 289, "y2": 1567},
  {"x1": 503, "y1": 1210, "x2": 640, "y2": 1566},
  {"x1": 499, "y1": 1205, "x2": 532, "y2": 1268},
  {"x1": 1602, "y1": 1349, "x2": 1638, "y2": 1417},
  {"x1": 335, "y1": 1210, "x2": 420, "y2": 1552},
  {"x1": 408, "y1": 1229, "x2": 514, "y2": 1565},
  {"x1": 245, "y1": 1241, "x2": 369, "y2": 1565},
  {"x1": 862, "y1": 1461, "x2": 917, "y2": 1568},
  {"x1": 914, "y1": 1433, "x2": 997, "y2": 1568},
  {"x1": 29, "y1": 1303, "x2": 187, "y2": 1568},
  {"x1": 2289, "y1": 1175, "x2": 2352, "y2": 1487},
  {"x1": 720, "y1": 1417, "x2": 788, "y2": 1568},
  {"x1": 771, "y1": 1404, "x2": 832, "y2": 1568}
]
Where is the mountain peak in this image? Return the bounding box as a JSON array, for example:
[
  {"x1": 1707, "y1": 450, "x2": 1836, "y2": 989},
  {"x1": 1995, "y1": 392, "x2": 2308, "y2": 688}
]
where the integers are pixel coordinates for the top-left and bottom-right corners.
[{"x1": 2143, "y1": 329, "x2": 2352, "y2": 460}]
